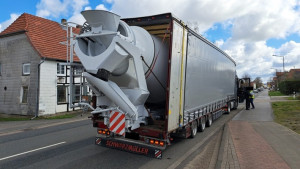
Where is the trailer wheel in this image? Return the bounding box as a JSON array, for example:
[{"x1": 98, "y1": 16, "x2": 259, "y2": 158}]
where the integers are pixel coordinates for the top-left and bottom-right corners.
[
  {"x1": 198, "y1": 117, "x2": 206, "y2": 132},
  {"x1": 190, "y1": 120, "x2": 198, "y2": 138},
  {"x1": 206, "y1": 113, "x2": 212, "y2": 127},
  {"x1": 226, "y1": 103, "x2": 231, "y2": 114},
  {"x1": 232, "y1": 100, "x2": 238, "y2": 110}
]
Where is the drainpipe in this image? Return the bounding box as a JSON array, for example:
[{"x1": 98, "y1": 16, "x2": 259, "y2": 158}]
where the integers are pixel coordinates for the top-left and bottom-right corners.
[{"x1": 31, "y1": 58, "x2": 45, "y2": 120}]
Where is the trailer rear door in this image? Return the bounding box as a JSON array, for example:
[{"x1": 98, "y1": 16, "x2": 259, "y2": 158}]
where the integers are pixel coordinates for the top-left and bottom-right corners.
[{"x1": 167, "y1": 20, "x2": 187, "y2": 131}]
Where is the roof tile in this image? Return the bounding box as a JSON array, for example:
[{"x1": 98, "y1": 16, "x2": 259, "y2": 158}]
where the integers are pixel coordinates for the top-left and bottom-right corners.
[{"x1": 0, "y1": 13, "x2": 80, "y2": 62}]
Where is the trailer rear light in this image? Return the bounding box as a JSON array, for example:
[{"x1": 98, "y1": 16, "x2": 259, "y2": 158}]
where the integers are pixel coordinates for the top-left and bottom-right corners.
[
  {"x1": 106, "y1": 131, "x2": 110, "y2": 135},
  {"x1": 159, "y1": 141, "x2": 164, "y2": 146},
  {"x1": 147, "y1": 138, "x2": 165, "y2": 147},
  {"x1": 103, "y1": 131, "x2": 106, "y2": 134},
  {"x1": 98, "y1": 130, "x2": 103, "y2": 134}
]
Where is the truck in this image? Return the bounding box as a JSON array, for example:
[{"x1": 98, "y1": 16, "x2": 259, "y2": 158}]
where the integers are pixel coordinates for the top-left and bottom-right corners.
[{"x1": 73, "y1": 10, "x2": 245, "y2": 158}]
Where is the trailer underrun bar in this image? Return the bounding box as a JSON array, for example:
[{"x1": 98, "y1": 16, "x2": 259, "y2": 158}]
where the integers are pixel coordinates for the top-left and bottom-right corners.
[{"x1": 95, "y1": 137, "x2": 163, "y2": 159}]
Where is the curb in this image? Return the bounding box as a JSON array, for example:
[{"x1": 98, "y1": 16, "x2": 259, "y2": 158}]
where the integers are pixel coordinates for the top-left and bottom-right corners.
[
  {"x1": 214, "y1": 107, "x2": 245, "y2": 169},
  {"x1": 215, "y1": 124, "x2": 227, "y2": 169}
]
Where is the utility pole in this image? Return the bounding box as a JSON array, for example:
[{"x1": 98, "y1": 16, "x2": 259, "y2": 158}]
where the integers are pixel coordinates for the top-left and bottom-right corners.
[{"x1": 272, "y1": 55, "x2": 285, "y2": 72}]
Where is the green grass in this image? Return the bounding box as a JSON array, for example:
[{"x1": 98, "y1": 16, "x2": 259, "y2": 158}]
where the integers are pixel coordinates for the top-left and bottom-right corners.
[
  {"x1": 269, "y1": 91, "x2": 286, "y2": 96},
  {"x1": 287, "y1": 96, "x2": 300, "y2": 100},
  {"x1": 40, "y1": 113, "x2": 78, "y2": 120},
  {"x1": 0, "y1": 113, "x2": 78, "y2": 121},
  {"x1": 272, "y1": 101, "x2": 300, "y2": 134},
  {"x1": 288, "y1": 96, "x2": 300, "y2": 100},
  {"x1": 0, "y1": 117, "x2": 31, "y2": 121}
]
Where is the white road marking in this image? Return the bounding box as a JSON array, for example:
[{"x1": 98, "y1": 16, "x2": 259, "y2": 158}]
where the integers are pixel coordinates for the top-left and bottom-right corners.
[{"x1": 0, "y1": 141, "x2": 66, "y2": 161}]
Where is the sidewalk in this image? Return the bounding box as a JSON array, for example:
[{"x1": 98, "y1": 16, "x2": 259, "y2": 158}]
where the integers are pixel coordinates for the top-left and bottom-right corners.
[
  {"x1": 220, "y1": 90, "x2": 300, "y2": 169},
  {"x1": 0, "y1": 111, "x2": 90, "y2": 137}
]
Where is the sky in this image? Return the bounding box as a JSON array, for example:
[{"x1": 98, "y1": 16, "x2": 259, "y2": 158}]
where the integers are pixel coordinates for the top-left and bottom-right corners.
[{"x1": 1, "y1": 0, "x2": 300, "y2": 83}]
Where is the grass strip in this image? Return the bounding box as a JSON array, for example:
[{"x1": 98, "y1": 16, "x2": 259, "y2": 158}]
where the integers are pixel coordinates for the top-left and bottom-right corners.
[
  {"x1": 0, "y1": 113, "x2": 79, "y2": 121},
  {"x1": 272, "y1": 101, "x2": 300, "y2": 134},
  {"x1": 269, "y1": 91, "x2": 286, "y2": 96}
]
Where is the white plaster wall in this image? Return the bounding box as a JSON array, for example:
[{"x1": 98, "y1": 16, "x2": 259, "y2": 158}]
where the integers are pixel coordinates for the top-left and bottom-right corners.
[
  {"x1": 39, "y1": 61, "x2": 56, "y2": 115},
  {"x1": 39, "y1": 60, "x2": 68, "y2": 115}
]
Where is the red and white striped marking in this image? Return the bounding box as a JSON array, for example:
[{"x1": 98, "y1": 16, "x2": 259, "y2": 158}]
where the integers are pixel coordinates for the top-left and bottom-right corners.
[{"x1": 109, "y1": 111, "x2": 125, "y2": 136}]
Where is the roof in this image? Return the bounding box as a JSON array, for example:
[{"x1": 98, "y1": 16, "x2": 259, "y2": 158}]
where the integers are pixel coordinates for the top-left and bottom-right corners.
[
  {"x1": 0, "y1": 13, "x2": 80, "y2": 62},
  {"x1": 287, "y1": 69, "x2": 300, "y2": 79},
  {"x1": 276, "y1": 72, "x2": 284, "y2": 77}
]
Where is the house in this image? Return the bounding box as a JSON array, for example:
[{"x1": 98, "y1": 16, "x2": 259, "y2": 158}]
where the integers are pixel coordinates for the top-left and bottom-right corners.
[
  {"x1": 275, "y1": 72, "x2": 285, "y2": 82},
  {"x1": 286, "y1": 69, "x2": 300, "y2": 80},
  {"x1": 0, "y1": 13, "x2": 85, "y2": 116},
  {"x1": 274, "y1": 69, "x2": 300, "y2": 82}
]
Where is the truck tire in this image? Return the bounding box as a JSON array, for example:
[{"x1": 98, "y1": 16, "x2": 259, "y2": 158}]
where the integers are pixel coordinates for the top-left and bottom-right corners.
[
  {"x1": 226, "y1": 103, "x2": 231, "y2": 114},
  {"x1": 232, "y1": 100, "x2": 238, "y2": 110},
  {"x1": 190, "y1": 120, "x2": 198, "y2": 138},
  {"x1": 206, "y1": 113, "x2": 212, "y2": 127},
  {"x1": 198, "y1": 117, "x2": 206, "y2": 132}
]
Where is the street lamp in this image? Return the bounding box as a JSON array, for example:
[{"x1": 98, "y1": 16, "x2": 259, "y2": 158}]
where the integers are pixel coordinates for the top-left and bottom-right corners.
[
  {"x1": 60, "y1": 19, "x2": 83, "y2": 110},
  {"x1": 272, "y1": 55, "x2": 285, "y2": 72}
]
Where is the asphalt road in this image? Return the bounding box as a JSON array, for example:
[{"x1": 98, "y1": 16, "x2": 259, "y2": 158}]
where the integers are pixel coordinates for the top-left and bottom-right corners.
[{"x1": 0, "y1": 107, "x2": 241, "y2": 169}]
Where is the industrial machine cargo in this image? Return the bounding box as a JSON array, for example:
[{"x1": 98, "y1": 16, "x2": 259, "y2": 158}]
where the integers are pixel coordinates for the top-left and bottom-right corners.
[{"x1": 74, "y1": 10, "x2": 241, "y2": 158}]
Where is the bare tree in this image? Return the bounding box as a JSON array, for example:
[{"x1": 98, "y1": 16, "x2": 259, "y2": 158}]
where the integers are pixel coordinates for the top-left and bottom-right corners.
[
  {"x1": 253, "y1": 77, "x2": 263, "y2": 88},
  {"x1": 242, "y1": 73, "x2": 251, "y2": 79}
]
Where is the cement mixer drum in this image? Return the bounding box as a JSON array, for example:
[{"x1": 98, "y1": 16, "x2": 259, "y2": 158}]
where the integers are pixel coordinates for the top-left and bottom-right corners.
[{"x1": 74, "y1": 10, "x2": 168, "y2": 130}]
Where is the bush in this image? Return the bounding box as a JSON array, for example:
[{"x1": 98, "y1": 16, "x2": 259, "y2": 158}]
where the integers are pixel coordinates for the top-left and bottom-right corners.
[{"x1": 278, "y1": 80, "x2": 300, "y2": 95}]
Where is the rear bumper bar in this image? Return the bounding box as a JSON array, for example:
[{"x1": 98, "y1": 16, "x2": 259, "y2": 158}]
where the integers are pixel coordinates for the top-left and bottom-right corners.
[{"x1": 95, "y1": 137, "x2": 163, "y2": 159}]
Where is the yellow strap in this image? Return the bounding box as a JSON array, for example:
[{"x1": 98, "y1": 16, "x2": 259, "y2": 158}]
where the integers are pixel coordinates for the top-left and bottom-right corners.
[{"x1": 179, "y1": 26, "x2": 186, "y2": 125}]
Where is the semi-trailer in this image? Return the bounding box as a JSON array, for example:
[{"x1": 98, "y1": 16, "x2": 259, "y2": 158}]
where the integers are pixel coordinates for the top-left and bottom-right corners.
[{"x1": 74, "y1": 10, "x2": 247, "y2": 158}]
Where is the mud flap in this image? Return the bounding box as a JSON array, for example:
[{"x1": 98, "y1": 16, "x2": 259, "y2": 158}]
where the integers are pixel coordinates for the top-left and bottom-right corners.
[{"x1": 95, "y1": 137, "x2": 163, "y2": 159}]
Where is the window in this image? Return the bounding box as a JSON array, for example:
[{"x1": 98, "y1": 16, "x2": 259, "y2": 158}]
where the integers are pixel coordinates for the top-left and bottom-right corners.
[
  {"x1": 57, "y1": 63, "x2": 65, "y2": 75},
  {"x1": 21, "y1": 86, "x2": 28, "y2": 103},
  {"x1": 74, "y1": 67, "x2": 82, "y2": 75},
  {"x1": 74, "y1": 85, "x2": 81, "y2": 102},
  {"x1": 23, "y1": 63, "x2": 30, "y2": 75},
  {"x1": 57, "y1": 85, "x2": 67, "y2": 103}
]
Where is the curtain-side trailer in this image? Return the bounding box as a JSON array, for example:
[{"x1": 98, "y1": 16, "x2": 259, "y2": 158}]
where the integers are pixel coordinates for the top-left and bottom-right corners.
[{"x1": 74, "y1": 10, "x2": 238, "y2": 159}]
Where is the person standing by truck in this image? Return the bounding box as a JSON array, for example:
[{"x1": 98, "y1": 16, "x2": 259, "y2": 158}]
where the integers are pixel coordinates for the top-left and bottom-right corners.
[
  {"x1": 245, "y1": 90, "x2": 250, "y2": 110},
  {"x1": 249, "y1": 90, "x2": 255, "y2": 109}
]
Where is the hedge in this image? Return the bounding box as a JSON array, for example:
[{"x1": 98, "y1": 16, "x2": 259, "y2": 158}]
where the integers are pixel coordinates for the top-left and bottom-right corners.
[{"x1": 278, "y1": 80, "x2": 300, "y2": 95}]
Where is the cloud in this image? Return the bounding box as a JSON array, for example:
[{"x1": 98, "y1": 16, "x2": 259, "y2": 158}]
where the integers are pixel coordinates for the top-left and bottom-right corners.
[
  {"x1": 274, "y1": 41, "x2": 300, "y2": 70},
  {"x1": 95, "y1": 4, "x2": 108, "y2": 10},
  {"x1": 67, "y1": 2, "x2": 109, "y2": 25},
  {"x1": 36, "y1": 0, "x2": 68, "y2": 18},
  {"x1": 110, "y1": 0, "x2": 258, "y2": 33},
  {"x1": 232, "y1": 0, "x2": 300, "y2": 42},
  {"x1": 36, "y1": 0, "x2": 88, "y2": 19},
  {"x1": 31, "y1": 0, "x2": 300, "y2": 83},
  {"x1": 218, "y1": 37, "x2": 300, "y2": 83},
  {"x1": 215, "y1": 39, "x2": 224, "y2": 47},
  {"x1": 35, "y1": 0, "x2": 89, "y2": 26},
  {"x1": 108, "y1": 0, "x2": 300, "y2": 83},
  {"x1": 84, "y1": 6, "x2": 92, "y2": 10},
  {"x1": 104, "y1": 0, "x2": 114, "y2": 4},
  {"x1": 0, "y1": 13, "x2": 20, "y2": 32},
  {"x1": 110, "y1": 0, "x2": 300, "y2": 39},
  {"x1": 67, "y1": 13, "x2": 86, "y2": 25}
]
